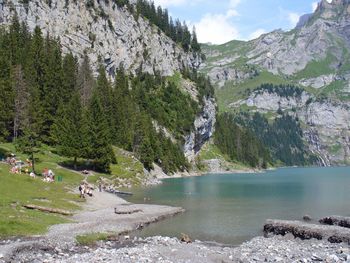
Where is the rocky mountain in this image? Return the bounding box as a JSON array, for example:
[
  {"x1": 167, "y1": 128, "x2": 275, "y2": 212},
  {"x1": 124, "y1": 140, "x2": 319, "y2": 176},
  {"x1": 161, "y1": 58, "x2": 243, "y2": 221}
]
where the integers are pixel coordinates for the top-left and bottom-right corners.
[
  {"x1": 0, "y1": 0, "x2": 216, "y2": 166},
  {"x1": 201, "y1": 0, "x2": 350, "y2": 166},
  {"x1": 0, "y1": 0, "x2": 200, "y2": 77}
]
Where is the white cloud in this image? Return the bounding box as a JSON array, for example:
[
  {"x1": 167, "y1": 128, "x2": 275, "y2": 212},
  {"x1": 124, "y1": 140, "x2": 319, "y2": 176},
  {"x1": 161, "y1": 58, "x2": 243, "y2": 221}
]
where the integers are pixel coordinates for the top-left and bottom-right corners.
[
  {"x1": 288, "y1": 12, "x2": 300, "y2": 27},
  {"x1": 229, "y1": 0, "x2": 241, "y2": 8},
  {"x1": 195, "y1": 10, "x2": 240, "y2": 44},
  {"x1": 248, "y1": 29, "x2": 267, "y2": 40},
  {"x1": 312, "y1": 1, "x2": 318, "y2": 11}
]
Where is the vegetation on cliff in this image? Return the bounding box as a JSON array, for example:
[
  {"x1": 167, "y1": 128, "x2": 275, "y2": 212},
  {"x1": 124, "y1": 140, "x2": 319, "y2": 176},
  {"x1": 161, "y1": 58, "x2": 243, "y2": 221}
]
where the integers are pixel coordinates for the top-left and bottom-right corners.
[
  {"x1": 214, "y1": 113, "x2": 271, "y2": 169},
  {"x1": 0, "y1": 16, "x2": 207, "y2": 174}
]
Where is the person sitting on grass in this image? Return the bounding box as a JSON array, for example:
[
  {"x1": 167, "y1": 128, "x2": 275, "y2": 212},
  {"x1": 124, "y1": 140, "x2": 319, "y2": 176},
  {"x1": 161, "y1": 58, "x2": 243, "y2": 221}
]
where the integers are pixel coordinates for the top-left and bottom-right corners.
[{"x1": 48, "y1": 169, "x2": 55, "y2": 181}]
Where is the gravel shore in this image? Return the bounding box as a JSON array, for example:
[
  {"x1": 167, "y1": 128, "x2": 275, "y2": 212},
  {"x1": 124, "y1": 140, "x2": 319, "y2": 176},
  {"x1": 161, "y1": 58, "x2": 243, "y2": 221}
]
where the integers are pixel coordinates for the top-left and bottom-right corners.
[
  {"x1": 1, "y1": 191, "x2": 349, "y2": 263},
  {"x1": 5, "y1": 235, "x2": 350, "y2": 263}
]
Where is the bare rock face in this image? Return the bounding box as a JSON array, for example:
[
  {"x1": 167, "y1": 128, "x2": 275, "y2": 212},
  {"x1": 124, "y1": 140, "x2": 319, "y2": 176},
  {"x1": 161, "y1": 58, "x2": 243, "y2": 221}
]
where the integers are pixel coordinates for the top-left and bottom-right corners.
[
  {"x1": 184, "y1": 97, "x2": 216, "y2": 161},
  {"x1": 233, "y1": 89, "x2": 350, "y2": 165},
  {"x1": 245, "y1": 0, "x2": 350, "y2": 76},
  {"x1": 0, "y1": 0, "x2": 200, "y2": 77}
]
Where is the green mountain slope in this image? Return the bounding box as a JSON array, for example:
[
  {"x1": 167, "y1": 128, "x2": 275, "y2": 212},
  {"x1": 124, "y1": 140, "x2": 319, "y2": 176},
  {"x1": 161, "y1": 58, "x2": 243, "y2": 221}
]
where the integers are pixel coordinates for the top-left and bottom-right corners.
[{"x1": 200, "y1": 0, "x2": 350, "y2": 166}]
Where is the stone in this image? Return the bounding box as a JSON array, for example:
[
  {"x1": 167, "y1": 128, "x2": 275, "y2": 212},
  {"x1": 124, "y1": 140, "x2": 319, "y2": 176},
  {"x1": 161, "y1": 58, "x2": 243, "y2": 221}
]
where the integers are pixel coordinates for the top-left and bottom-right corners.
[
  {"x1": 303, "y1": 215, "x2": 312, "y2": 222},
  {"x1": 180, "y1": 233, "x2": 192, "y2": 243}
]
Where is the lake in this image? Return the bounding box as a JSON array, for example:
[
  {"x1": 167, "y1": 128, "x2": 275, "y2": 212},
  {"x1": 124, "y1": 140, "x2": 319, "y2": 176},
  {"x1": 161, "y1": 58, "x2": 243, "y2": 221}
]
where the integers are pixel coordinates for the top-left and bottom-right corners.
[{"x1": 126, "y1": 167, "x2": 350, "y2": 245}]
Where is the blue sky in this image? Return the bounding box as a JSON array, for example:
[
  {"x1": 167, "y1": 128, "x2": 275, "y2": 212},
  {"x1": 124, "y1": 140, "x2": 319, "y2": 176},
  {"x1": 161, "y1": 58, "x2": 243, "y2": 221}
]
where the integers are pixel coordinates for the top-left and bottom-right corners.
[{"x1": 152, "y1": 0, "x2": 330, "y2": 44}]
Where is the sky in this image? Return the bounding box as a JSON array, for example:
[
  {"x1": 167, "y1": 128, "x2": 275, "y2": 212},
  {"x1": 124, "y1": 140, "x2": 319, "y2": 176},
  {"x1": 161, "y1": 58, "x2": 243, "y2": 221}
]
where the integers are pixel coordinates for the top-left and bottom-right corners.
[{"x1": 152, "y1": 0, "x2": 332, "y2": 44}]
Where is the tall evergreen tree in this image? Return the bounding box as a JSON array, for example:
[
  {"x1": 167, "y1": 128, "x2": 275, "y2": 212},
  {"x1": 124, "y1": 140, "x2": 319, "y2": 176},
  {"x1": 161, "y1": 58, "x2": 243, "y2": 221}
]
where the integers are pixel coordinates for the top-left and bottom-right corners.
[
  {"x1": 51, "y1": 92, "x2": 87, "y2": 170},
  {"x1": 13, "y1": 65, "x2": 29, "y2": 141},
  {"x1": 96, "y1": 65, "x2": 113, "y2": 135},
  {"x1": 86, "y1": 90, "x2": 116, "y2": 172},
  {"x1": 61, "y1": 53, "x2": 78, "y2": 103},
  {"x1": 0, "y1": 61, "x2": 14, "y2": 141},
  {"x1": 41, "y1": 37, "x2": 63, "y2": 142},
  {"x1": 77, "y1": 53, "x2": 94, "y2": 108}
]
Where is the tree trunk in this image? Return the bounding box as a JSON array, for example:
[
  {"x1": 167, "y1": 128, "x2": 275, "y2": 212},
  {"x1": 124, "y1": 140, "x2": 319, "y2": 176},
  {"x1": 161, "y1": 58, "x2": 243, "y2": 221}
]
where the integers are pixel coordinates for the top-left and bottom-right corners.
[{"x1": 31, "y1": 151, "x2": 35, "y2": 173}]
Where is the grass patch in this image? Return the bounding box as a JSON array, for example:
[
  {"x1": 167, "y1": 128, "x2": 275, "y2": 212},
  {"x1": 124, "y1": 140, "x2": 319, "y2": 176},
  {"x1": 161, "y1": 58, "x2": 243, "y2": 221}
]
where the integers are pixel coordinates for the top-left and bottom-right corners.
[
  {"x1": 0, "y1": 142, "x2": 144, "y2": 238},
  {"x1": 76, "y1": 232, "x2": 113, "y2": 246},
  {"x1": 216, "y1": 71, "x2": 289, "y2": 112},
  {"x1": 87, "y1": 147, "x2": 144, "y2": 186},
  {"x1": 197, "y1": 142, "x2": 254, "y2": 171},
  {"x1": 329, "y1": 144, "x2": 342, "y2": 155},
  {"x1": 0, "y1": 161, "x2": 83, "y2": 237},
  {"x1": 294, "y1": 52, "x2": 336, "y2": 79}
]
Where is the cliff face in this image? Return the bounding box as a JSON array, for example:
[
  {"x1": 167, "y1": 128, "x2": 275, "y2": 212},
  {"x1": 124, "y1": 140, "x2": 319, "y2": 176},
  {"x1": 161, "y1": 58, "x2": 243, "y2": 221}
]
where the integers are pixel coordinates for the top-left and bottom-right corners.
[
  {"x1": 0, "y1": 0, "x2": 215, "y2": 165},
  {"x1": 233, "y1": 90, "x2": 350, "y2": 165},
  {"x1": 201, "y1": 0, "x2": 350, "y2": 165},
  {"x1": 0, "y1": 0, "x2": 200, "y2": 77}
]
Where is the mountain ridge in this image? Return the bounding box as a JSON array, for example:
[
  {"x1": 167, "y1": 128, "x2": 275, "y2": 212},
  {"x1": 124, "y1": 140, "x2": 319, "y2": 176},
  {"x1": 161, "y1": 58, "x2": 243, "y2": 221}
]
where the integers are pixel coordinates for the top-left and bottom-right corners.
[{"x1": 200, "y1": 0, "x2": 350, "y2": 166}]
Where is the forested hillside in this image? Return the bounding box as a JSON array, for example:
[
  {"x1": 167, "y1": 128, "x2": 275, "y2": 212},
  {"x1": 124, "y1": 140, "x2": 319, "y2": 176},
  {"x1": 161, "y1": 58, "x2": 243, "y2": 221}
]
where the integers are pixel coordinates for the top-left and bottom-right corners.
[
  {"x1": 214, "y1": 113, "x2": 271, "y2": 168},
  {"x1": 0, "y1": 16, "x2": 213, "y2": 174}
]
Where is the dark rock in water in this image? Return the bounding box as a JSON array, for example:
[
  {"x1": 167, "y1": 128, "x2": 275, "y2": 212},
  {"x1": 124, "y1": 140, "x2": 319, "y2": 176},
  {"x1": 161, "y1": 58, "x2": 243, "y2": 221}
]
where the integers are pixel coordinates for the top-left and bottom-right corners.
[
  {"x1": 264, "y1": 219, "x2": 350, "y2": 243},
  {"x1": 303, "y1": 215, "x2": 312, "y2": 221},
  {"x1": 319, "y1": 216, "x2": 350, "y2": 228}
]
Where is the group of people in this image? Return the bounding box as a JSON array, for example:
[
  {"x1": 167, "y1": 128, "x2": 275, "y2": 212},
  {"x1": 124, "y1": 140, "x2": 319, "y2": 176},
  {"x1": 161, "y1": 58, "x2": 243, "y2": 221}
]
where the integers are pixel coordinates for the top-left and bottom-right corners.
[
  {"x1": 79, "y1": 181, "x2": 94, "y2": 198},
  {"x1": 42, "y1": 168, "x2": 55, "y2": 182},
  {"x1": 4, "y1": 153, "x2": 58, "y2": 182},
  {"x1": 6, "y1": 154, "x2": 35, "y2": 177}
]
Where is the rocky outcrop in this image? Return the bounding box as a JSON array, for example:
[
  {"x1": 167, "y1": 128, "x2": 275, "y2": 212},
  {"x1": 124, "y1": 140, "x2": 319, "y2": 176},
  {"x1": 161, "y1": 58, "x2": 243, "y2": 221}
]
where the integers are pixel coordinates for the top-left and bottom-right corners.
[
  {"x1": 184, "y1": 97, "x2": 216, "y2": 161},
  {"x1": 295, "y1": 13, "x2": 312, "y2": 29},
  {"x1": 299, "y1": 74, "x2": 339, "y2": 89},
  {"x1": 241, "y1": 90, "x2": 310, "y2": 111},
  {"x1": 320, "y1": 216, "x2": 350, "y2": 228},
  {"x1": 207, "y1": 67, "x2": 257, "y2": 88},
  {"x1": 0, "y1": 0, "x2": 200, "y2": 77},
  {"x1": 264, "y1": 219, "x2": 350, "y2": 243},
  {"x1": 233, "y1": 89, "x2": 350, "y2": 165}
]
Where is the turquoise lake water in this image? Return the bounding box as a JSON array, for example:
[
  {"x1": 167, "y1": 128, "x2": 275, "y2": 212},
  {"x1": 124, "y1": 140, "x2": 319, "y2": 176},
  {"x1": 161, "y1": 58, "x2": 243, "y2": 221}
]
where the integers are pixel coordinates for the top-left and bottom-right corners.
[{"x1": 126, "y1": 167, "x2": 350, "y2": 245}]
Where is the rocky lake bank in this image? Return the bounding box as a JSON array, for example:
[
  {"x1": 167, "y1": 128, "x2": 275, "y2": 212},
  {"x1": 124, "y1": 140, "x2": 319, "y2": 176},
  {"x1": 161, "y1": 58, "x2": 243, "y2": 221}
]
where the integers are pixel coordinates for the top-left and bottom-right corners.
[{"x1": 0, "y1": 191, "x2": 349, "y2": 263}]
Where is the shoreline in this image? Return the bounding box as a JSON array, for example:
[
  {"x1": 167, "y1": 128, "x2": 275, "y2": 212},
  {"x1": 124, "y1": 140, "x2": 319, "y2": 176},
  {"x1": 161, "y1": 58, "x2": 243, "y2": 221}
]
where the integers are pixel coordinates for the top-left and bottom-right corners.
[
  {"x1": 147, "y1": 163, "x2": 266, "y2": 184},
  {"x1": 1, "y1": 190, "x2": 349, "y2": 262},
  {"x1": 0, "y1": 191, "x2": 184, "y2": 262}
]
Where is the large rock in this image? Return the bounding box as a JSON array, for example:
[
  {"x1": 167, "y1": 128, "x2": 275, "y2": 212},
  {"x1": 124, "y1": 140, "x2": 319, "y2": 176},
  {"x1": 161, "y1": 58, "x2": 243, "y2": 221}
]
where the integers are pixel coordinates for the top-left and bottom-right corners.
[
  {"x1": 320, "y1": 216, "x2": 350, "y2": 228},
  {"x1": 264, "y1": 219, "x2": 350, "y2": 243}
]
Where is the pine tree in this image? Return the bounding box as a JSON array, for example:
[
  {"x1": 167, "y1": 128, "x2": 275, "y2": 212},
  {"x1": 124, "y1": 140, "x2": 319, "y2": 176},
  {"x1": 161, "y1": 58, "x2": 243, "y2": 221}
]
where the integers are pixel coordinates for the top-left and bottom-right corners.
[
  {"x1": 86, "y1": 90, "x2": 116, "y2": 172},
  {"x1": 42, "y1": 37, "x2": 63, "y2": 142},
  {"x1": 77, "y1": 53, "x2": 95, "y2": 108},
  {"x1": 24, "y1": 26, "x2": 46, "y2": 140},
  {"x1": 51, "y1": 92, "x2": 87, "y2": 170},
  {"x1": 191, "y1": 26, "x2": 201, "y2": 53},
  {"x1": 96, "y1": 65, "x2": 113, "y2": 133},
  {"x1": 61, "y1": 53, "x2": 78, "y2": 103},
  {"x1": 112, "y1": 66, "x2": 135, "y2": 149},
  {"x1": 13, "y1": 65, "x2": 29, "y2": 141},
  {"x1": 0, "y1": 49, "x2": 15, "y2": 140}
]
